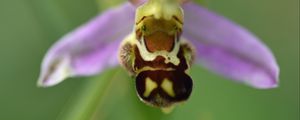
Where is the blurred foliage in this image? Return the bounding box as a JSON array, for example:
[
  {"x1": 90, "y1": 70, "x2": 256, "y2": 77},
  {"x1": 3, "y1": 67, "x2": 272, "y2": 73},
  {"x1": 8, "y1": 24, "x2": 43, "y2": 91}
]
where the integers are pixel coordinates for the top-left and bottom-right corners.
[{"x1": 0, "y1": 0, "x2": 299, "y2": 120}]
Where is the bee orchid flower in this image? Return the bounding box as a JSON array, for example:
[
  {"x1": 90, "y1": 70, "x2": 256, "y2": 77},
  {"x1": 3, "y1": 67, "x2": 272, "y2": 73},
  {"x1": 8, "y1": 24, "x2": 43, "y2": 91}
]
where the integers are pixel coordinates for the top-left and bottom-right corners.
[{"x1": 37, "y1": 0, "x2": 279, "y2": 109}]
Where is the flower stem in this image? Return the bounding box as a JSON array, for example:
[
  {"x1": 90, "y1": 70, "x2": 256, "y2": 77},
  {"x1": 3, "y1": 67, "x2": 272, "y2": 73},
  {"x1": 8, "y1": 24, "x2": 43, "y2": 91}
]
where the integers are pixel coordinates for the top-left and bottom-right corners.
[{"x1": 56, "y1": 69, "x2": 119, "y2": 120}]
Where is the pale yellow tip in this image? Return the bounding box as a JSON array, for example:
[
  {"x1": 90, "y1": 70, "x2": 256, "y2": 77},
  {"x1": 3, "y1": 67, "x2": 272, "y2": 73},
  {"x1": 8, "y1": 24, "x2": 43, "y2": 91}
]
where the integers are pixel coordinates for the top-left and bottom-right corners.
[{"x1": 161, "y1": 105, "x2": 175, "y2": 114}]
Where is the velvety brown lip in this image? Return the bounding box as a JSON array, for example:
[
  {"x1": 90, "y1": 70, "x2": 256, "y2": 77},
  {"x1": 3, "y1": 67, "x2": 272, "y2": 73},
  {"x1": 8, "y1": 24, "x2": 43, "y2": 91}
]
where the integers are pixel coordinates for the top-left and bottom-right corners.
[
  {"x1": 136, "y1": 70, "x2": 193, "y2": 107},
  {"x1": 144, "y1": 31, "x2": 175, "y2": 53}
]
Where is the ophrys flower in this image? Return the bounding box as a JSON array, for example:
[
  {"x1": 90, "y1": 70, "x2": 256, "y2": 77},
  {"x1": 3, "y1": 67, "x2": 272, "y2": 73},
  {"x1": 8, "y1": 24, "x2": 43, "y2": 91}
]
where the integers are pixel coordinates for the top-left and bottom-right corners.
[{"x1": 37, "y1": 0, "x2": 280, "y2": 111}]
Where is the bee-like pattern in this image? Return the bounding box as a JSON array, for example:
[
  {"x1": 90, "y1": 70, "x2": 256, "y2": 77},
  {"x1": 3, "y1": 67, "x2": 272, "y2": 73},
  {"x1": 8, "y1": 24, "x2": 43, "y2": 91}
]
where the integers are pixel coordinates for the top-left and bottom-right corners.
[{"x1": 118, "y1": 0, "x2": 195, "y2": 109}]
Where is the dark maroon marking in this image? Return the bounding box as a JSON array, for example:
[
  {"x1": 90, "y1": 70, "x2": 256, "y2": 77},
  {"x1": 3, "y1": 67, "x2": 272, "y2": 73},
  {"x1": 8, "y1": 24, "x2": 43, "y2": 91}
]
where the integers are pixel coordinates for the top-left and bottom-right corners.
[
  {"x1": 136, "y1": 70, "x2": 193, "y2": 107},
  {"x1": 172, "y1": 16, "x2": 183, "y2": 24},
  {"x1": 136, "y1": 16, "x2": 146, "y2": 25},
  {"x1": 132, "y1": 43, "x2": 195, "y2": 107},
  {"x1": 133, "y1": 45, "x2": 188, "y2": 72}
]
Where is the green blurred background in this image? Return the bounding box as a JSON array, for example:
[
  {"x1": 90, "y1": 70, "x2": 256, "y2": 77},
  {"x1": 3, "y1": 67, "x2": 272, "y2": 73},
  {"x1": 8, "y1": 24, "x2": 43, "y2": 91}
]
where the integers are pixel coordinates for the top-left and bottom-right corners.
[{"x1": 0, "y1": 0, "x2": 298, "y2": 120}]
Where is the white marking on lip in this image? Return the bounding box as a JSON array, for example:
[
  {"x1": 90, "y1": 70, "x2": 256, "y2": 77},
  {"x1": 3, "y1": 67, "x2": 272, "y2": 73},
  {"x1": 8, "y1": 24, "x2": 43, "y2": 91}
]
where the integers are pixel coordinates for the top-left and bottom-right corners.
[
  {"x1": 143, "y1": 77, "x2": 158, "y2": 97},
  {"x1": 161, "y1": 78, "x2": 175, "y2": 97}
]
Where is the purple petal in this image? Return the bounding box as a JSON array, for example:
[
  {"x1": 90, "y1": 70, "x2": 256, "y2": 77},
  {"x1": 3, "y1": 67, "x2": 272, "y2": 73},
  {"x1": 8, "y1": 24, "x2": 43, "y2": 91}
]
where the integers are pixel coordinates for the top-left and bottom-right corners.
[
  {"x1": 182, "y1": 3, "x2": 279, "y2": 89},
  {"x1": 37, "y1": 3, "x2": 135, "y2": 87}
]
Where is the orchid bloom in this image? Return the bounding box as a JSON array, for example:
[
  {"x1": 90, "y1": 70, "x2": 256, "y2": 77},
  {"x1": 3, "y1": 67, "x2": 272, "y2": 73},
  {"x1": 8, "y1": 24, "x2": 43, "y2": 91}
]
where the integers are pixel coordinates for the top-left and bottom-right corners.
[{"x1": 37, "y1": 0, "x2": 279, "y2": 110}]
